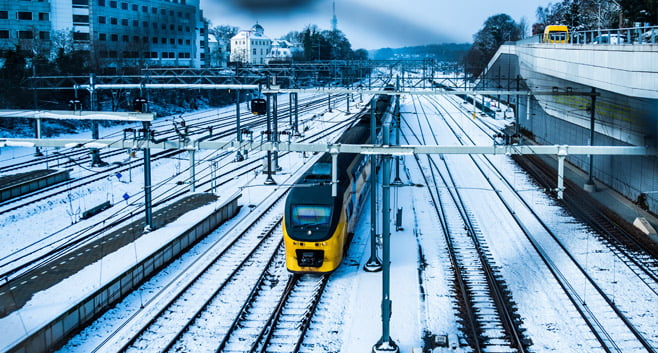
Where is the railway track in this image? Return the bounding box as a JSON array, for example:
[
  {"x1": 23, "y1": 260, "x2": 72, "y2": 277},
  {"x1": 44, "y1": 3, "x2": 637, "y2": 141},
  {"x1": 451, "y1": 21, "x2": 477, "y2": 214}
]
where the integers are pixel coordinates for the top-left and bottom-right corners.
[
  {"x1": 513, "y1": 154, "x2": 658, "y2": 297},
  {"x1": 430, "y1": 93, "x2": 657, "y2": 352},
  {"x1": 0, "y1": 94, "x2": 357, "y2": 277},
  {"x1": 407, "y1": 95, "x2": 527, "y2": 352}
]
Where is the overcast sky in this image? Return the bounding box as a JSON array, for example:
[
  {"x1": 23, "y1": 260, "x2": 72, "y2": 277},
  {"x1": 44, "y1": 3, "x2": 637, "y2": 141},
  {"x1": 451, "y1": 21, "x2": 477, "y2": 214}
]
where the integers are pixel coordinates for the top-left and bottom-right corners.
[{"x1": 200, "y1": 0, "x2": 550, "y2": 50}]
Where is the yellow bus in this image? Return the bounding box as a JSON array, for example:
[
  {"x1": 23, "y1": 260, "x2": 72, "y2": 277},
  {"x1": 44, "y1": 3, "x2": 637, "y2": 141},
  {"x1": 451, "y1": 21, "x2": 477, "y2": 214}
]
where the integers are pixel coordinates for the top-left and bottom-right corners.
[{"x1": 543, "y1": 25, "x2": 570, "y2": 43}]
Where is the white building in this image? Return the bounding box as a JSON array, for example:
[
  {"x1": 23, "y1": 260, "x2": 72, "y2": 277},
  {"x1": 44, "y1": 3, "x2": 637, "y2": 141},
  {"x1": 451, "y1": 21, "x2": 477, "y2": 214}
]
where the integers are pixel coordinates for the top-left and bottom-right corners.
[
  {"x1": 265, "y1": 39, "x2": 295, "y2": 64},
  {"x1": 230, "y1": 23, "x2": 271, "y2": 65}
]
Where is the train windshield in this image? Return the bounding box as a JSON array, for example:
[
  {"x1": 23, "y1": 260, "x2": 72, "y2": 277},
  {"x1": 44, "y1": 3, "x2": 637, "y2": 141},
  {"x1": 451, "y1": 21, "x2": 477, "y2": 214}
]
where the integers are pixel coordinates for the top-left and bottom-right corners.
[{"x1": 291, "y1": 205, "x2": 331, "y2": 227}]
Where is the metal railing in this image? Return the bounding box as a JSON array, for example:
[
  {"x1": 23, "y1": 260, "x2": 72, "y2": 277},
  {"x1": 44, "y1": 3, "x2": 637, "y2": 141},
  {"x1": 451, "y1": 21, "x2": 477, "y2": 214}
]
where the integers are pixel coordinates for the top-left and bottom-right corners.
[
  {"x1": 516, "y1": 25, "x2": 658, "y2": 45},
  {"x1": 571, "y1": 25, "x2": 658, "y2": 44}
]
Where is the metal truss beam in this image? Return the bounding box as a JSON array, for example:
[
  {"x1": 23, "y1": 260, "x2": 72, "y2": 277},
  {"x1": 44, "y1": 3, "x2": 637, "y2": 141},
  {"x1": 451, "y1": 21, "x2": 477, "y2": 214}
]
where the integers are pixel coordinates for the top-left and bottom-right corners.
[
  {"x1": 0, "y1": 110, "x2": 155, "y2": 121},
  {"x1": 0, "y1": 138, "x2": 648, "y2": 156},
  {"x1": 262, "y1": 88, "x2": 599, "y2": 97},
  {"x1": 75, "y1": 84, "x2": 260, "y2": 91}
]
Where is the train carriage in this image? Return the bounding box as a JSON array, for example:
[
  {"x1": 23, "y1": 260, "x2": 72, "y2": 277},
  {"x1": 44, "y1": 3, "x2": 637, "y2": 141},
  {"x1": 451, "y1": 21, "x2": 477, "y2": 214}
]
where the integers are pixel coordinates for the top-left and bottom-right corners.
[{"x1": 283, "y1": 94, "x2": 392, "y2": 273}]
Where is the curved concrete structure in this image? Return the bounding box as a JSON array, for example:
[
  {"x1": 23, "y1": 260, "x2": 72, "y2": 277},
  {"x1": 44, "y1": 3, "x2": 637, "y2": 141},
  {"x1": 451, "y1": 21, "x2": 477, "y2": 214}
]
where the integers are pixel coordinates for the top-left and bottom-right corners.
[{"x1": 479, "y1": 43, "x2": 658, "y2": 212}]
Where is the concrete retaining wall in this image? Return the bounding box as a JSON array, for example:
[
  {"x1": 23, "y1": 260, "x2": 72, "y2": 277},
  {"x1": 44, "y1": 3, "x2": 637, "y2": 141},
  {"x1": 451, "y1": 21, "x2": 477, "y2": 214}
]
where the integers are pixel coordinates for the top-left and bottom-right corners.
[{"x1": 8, "y1": 193, "x2": 241, "y2": 353}]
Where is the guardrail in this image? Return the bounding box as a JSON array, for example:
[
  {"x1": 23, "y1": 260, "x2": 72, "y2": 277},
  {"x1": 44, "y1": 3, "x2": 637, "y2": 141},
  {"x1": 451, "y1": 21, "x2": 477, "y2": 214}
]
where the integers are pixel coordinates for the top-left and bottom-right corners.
[
  {"x1": 572, "y1": 25, "x2": 657, "y2": 44},
  {"x1": 517, "y1": 25, "x2": 658, "y2": 45}
]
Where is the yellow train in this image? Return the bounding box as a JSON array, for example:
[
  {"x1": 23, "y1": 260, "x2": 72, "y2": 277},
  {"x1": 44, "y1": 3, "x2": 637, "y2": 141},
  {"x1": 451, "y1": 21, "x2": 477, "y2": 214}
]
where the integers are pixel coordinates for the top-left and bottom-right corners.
[
  {"x1": 283, "y1": 95, "x2": 391, "y2": 273},
  {"x1": 543, "y1": 25, "x2": 570, "y2": 43}
]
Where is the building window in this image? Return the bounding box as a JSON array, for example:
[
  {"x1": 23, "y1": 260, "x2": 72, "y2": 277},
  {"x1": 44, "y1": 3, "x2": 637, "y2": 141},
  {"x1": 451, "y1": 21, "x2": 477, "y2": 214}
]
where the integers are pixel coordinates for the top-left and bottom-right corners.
[
  {"x1": 39, "y1": 31, "x2": 49, "y2": 39},
  {"x1": 141, "y1": 5, "x2": 147, "y2": 12},
  {"x1": 0, "y1": 11, "x2": 8, "y2": 19},
  {"x1": 177, "y1": 38, "x2": 182, "y2": 44},
  {"x1": 150, "y1": 51, "x2": 157, "y2": 58},
  {"x1": 99, "y1": 33, "x2": 106, "y2": 40},
  {"x1": 121, "y1": 18, "x2": 128, "y2": 26},
  {"x1": 177, "y1": 11, "x2": 181, "y2": 17},
  {"x1": 0, "y1": 30, "x2": 9, "y2": 39},
  {"x1": 161, "y1": 24, "x2": 166, "y2": 30},
  {"x1": 142, "y1": 36, "x2": 147, "y2": 43},
  {"x1": 17, "y1": 12, "x2": 33, "y2": 20},
  {"x1": 122, "y1": 34, "x2": 128, "y2": 42},
  {"x1": 38, "y1": 12, "x2": 49, "y2": 21},
  {"x1": 18, "y1": 30, "x2": 34, "y2": 39},
  {"x1": 111, "y1": 34, "x2": 118, "y2": 41},
  {"x1": 152, "y1": 37, "x2": 157, "y2": 44},
  {"x1": 73, "y1": 32, "x2": 89, "y2": 40},
  {"x1": 169, "y1": 10, "x2": 173, "y2": 16},
  {"x1": 72, "y1": 0, "x2": 89, "y2": 5},
  {"x1": 161, "y1": 37, "x2": 165, "y2": 43},
  {"x1": 169, "y1": 38, "x2": 174, "y2": 44},
  {"x1": 98, "y1": 0, "x2": 105, "y2": 6},
  {"x1": 253, "y1": 48, "x2": 256, "y2": 55},
  {"x1": 109, "y1": 50, "x2": 117, "y2": 57},
  {"x1": 120, "y1": 2, "x2": 127, "y2": 10},
  {"x1": 131, "y1": 4, "x2": 137, "y2": 10},
  {"x1": 151, "y1": 7, "x2": 157, "y2": 14},
  {"x1": 160, "y1": 9, "x2": 166, "y2": 15},
  {"x1": 177, "y1": 25, "x2": 182, "y2": 32},
  {"x1": 142, "y1": 21, "x2": 147, "y2": 27},
  {"x1": 133, "y1": 35, "x2": 139, "y2": 42},
  {"x1": 152, "y1": 23, "x2": 157, "y2": 29},
  {"x1": 185, "y1": 39, "x2": 190, "y2": 45},
  {"x1": 132, "y1": 20, "x2": 138, "y2": 27},
  {"x1": 109, "y1": 0, "x2": 117, "y2": 8},
  {"x1": 200, "y1": 40, "x2": 204, "y2": 47},
  {"x1": 73, "y1": 15, "x2": 89, "y2": 23},
  {"x1": 169, "y1": 24, "x2": 174, "y2": 30},
  {"x1": 98, "y1": 16, "x2": 106, "y2": 24},
  {"x1": 110, "y1": 17, "x2": 117, "y2": 24}
]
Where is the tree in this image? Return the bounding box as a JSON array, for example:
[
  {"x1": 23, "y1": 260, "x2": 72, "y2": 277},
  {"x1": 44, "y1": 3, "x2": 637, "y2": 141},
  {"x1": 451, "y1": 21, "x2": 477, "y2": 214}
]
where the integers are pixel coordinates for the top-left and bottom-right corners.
[{"x1": 464, "y1": 14, "x2": 521, "y2": 77}]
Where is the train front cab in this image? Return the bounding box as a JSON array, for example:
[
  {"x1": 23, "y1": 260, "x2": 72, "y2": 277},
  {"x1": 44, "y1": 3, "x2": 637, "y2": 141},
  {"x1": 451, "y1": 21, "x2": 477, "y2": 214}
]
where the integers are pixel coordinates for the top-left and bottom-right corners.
[
  {"x1": 283, "y1": 204, "x2": 349, "y2": 273},
  {"x1": 543, "y1": 25, "x2": 570, "y2": 43}
]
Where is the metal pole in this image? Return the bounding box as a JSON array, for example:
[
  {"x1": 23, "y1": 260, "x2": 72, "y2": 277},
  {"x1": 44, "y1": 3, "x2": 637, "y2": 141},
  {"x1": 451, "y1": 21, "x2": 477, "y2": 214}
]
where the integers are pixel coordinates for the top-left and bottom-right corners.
[
  {"x1": 331, "y1": 152, "x2": 338, "y2": 197},
  {"x1": 557, "y1": 149, "x2": 566, "y2": 199},
  {"x1": 585, "y1": 87, "x2": 596, "y2": 192},
  {"x1": 346, "y1": 93, "x2": 350, "y2": 114},
  {"x1": 526, "y1": 95, "x2": 531, "y2": 121},
  {"x1": 289, "y1": 93, "x2": 293, "y2": 127},
  {"x1": 273, "y1": 93, "x2": 280, "y2": 171},
  {"x1": 235, "y1": 90, "x2": 244, "y2": 161},
  {"x1": 293, "y1": 92, "x2": 299, "y2": 135},
  {"x1": 393, "y1": 79, "x2": 402, "y2": 185},
  {"x1": 365, "y1": 98, "x2": 382, "y2": 272},
  {"x1": 142, "y1": 121, "x2": 154, "y2": 231},
  {"x1": 89, "y1": 74, "x2": 103, "y2": 167},
  {"x1": 32, "y1": 66, "x2": 42, "y2": 157},
  {"x1": 264, "y1": 93, "x2": 276, "y2": 185},
  {"x1": 515, "y1": 75, "x2": 520, "y2": 135},
  {"x1": 328, "y1": 93, "x2": 332, "y2": 112},
  {"x1": 189, "y1": 149, "x2": 196, "y2": 192},
  {"x1": 373, "y1": 119, "x2": 398, "y2": 353}
]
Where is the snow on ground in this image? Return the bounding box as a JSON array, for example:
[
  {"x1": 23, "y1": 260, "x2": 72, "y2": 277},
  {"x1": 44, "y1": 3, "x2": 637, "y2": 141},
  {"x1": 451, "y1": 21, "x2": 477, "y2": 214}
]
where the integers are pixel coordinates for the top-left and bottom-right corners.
[{"x1": 2, "y1": 87, "x2": 654, "y2": 353}]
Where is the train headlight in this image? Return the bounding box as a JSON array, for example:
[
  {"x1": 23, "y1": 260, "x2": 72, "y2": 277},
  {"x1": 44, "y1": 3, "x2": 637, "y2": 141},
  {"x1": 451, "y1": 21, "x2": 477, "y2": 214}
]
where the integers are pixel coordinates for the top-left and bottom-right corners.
[{"x1": 307, "y1": 230, "x2": 312, "y2": 236}]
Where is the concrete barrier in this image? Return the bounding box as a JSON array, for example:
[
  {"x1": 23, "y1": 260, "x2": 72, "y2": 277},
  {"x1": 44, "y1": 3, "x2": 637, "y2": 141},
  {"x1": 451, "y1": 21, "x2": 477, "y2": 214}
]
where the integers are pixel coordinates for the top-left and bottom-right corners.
[
  {"x1": 0, "y1": 169, "x2": 71, "y2": 202},
  {"x1": 8, "y1": 193, "x2": 241, "y2": 353}
]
